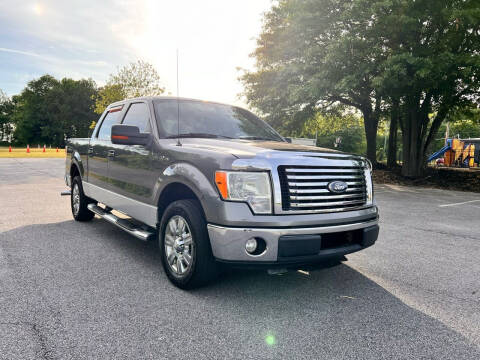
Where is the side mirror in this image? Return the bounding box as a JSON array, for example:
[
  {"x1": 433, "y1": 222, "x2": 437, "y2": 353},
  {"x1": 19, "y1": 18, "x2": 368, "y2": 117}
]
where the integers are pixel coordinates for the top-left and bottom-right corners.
[
  {"x1": 111, "y1": 125, "x2": 150, "y2": 146},
  {"x1": 285, "y1": 137, "x2": 292, "y2": 143}
]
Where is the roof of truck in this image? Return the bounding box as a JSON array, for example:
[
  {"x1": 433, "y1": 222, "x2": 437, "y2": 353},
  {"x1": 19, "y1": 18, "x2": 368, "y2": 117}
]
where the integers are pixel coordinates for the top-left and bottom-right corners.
[{"x1": 109, "y1": 96, "x2": 237, "y2": 109}]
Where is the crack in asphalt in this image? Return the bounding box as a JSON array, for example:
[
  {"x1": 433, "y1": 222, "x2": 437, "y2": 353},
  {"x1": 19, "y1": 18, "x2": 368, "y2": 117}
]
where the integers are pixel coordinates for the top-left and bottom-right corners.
[
  {"x1": 0, "y1": 242, "x2": 59, "y2": 360},
  {"x1": 0, "y1": 321, "x2": 54, "y2": 360},
  {"x1": 411, "y1": 226, "x2": 480, "y2": 241},
  {"x1": 380, "y1": 223, "x2": 480, "y2": 242}
]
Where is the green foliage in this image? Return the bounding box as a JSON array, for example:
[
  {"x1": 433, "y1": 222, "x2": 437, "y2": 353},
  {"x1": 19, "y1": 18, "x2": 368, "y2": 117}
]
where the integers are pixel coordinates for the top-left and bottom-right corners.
[
  {"x1": 302, "y1": 112, "x2": 366, "y2": 154},
  {"x1": 241, "y1": 0, "x2": 480, "y2": 176},
  {"x1": 240, "y1": 0, "x2": 385, "y2": 162},
  {"x1": 12, "y1": 75, "x2": 98, "y2": 146},
  {"x1": 0, "y1": 89, "x2": 15, "y2": 142},
  {"x1": 95, "y1": 60, "x2": 165, "y2": 114},
  {"x1": 12, "y1": 75, "x2": 59, "y2": 145},
  {"x1": 431, "y1": 105, "x2": 480, "y2": 151},
  {"x1": 44, "y1": 78, "x2": 98, "y2": 144},
  {"x1": 94, "y1": 84, "x2": 125, "y2": 114},
  {"x1": 371, "y1": 0, "x2": 480, "y2": 176},
  {"x1": 110, "y1": 60, "x2": 165, "y2": 98},
  {"x1": 3, "y1": 59, "x2": 165, "y2": 145}
]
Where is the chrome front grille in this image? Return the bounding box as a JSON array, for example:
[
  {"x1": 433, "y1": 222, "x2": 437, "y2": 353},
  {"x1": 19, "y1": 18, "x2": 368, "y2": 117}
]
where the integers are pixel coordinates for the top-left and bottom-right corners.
[{"x1": 278, "y1": 165, "x2": 367, "y2": 212}]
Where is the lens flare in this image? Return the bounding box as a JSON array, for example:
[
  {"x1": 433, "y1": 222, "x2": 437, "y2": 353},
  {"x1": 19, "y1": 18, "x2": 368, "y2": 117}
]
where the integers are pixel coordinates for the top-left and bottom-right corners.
[{"x1": 265, "y1": 334, "x2": 276, "y2": 346}]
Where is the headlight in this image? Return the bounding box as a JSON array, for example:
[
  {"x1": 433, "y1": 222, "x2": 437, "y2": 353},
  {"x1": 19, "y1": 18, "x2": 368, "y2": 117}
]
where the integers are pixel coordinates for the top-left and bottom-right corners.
[
  {"x1": 365, "y1": 158, "x2": 373, "y2": 171},
  {"x1": 363, "y1": 158, "x2": 373, "y2": 205},
  {"x1": 215, "y1": 171, "x2": 272, "y2": 214}
]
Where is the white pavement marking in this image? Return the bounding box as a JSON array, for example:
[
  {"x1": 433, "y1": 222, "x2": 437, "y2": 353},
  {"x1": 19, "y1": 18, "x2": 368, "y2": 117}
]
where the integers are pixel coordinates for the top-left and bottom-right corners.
[
  {"x1": 383, "y1": 184, "x2": 420, "y2": 193},
  {"x1": 439, "y1": 199, "x2": 480, "y2": 208}
]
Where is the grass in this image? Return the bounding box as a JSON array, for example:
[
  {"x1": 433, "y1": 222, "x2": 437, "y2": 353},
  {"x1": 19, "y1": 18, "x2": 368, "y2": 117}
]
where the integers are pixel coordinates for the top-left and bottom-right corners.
[{"x1": 0, "y1": 146, "x2": 65, "y2": 158}]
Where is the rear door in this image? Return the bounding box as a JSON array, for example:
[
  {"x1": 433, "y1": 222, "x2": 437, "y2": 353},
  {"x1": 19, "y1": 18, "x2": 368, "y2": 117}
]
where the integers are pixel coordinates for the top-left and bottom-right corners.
[
  {"x1": 87, "y1": 105, "x2": 123, "y2": 190},
  {"x1": 107, "y1": 101, "x2": 156, "y2": 203}
]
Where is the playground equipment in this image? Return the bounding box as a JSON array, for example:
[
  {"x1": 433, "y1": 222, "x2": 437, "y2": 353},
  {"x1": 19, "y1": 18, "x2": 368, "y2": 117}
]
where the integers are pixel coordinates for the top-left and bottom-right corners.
[{"x1": 428, "y1": 138, "x2": 480, "y2": 167}]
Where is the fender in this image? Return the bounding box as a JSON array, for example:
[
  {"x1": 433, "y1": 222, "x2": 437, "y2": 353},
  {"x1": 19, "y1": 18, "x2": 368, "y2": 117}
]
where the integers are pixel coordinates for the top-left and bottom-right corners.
[
  {"x1": 154, "y1": 162, "x2": 219, "y2": 218},
  {"x1": 71, "y1": 150, "x2": 86, "y2": 179}
]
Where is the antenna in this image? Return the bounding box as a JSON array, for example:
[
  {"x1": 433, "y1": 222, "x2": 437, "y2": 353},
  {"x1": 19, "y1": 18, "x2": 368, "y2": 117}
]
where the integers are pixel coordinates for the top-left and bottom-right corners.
[{"x1": 176, "y1": 49, "x2": 181, "y2": 146}]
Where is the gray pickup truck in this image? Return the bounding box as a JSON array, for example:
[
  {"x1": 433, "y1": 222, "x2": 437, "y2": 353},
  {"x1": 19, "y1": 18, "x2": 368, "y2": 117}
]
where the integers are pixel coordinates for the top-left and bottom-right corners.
[{"x1": 65, "y1": 96, "x2": 378, "y2": 288}]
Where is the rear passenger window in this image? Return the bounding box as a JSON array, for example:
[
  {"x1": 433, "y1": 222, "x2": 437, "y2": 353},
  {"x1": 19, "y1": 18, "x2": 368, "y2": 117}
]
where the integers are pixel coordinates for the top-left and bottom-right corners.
[
  {"x1": 97, "y1": 110, "x2": 122, "y2": 140},
  {"x1": 122, "y1": 103, "x2": 151, "y2": 133}
]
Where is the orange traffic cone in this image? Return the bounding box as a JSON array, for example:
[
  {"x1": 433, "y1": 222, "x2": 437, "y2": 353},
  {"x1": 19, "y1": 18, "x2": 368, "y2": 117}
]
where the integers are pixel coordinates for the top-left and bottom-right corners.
[
  {"x1": 56, "y1": 147, "x2": 59, "y2": 152},
  {"x1": 27, "y1": 145, "x2": 30, "y2": 153},
  {"x1": 8, "y1": 145, "x2": 12, "y2": 152},
  {"x1": 43, "y1": 145, "x2": 46, "y2": 153}
]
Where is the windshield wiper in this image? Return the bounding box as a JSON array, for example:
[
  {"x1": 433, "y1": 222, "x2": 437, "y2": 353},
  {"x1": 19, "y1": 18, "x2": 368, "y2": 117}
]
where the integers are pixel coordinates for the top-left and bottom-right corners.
[{"x1": 164, "y1": 133, "x2": 233, "y2": 139}]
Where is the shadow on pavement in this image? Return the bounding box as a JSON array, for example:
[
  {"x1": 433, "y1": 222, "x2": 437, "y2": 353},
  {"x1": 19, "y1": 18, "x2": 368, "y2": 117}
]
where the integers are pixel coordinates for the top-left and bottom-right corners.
[{"x1": 1, "y1": 220, "x2": 479, "y2": 359}]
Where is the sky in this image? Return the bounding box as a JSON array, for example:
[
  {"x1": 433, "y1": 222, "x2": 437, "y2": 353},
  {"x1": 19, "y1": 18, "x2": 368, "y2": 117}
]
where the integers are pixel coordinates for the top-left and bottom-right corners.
[{"x1": 0, "y1": 0, "x2": 272, "y2": 106}]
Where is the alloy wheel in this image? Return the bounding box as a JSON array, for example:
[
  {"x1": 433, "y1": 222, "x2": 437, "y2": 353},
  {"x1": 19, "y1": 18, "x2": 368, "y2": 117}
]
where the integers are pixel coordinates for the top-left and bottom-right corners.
[{"x1": 164, "y1": 215, "x2": 194, "y2": 276}]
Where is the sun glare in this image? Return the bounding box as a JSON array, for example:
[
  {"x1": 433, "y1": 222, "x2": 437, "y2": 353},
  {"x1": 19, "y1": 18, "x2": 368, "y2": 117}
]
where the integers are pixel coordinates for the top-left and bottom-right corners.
[{"x1": 33, "y1": 3, "x2": 44, "y2": 16}]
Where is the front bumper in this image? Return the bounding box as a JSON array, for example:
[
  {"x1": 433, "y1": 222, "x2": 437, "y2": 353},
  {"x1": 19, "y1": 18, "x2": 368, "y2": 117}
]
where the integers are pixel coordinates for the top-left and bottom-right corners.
[{"x1": 207, "y1": 218, "x2": 379, "y2": 265}]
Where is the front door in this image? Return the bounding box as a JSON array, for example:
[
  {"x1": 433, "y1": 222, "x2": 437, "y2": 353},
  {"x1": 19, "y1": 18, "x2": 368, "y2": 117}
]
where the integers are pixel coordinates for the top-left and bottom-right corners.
[
  {"x1": 87, "y1": 106, "x2": 123, "y2": 189},
  {"x1": 107, "y1": 101, "x2": 156, "y2": 204}
]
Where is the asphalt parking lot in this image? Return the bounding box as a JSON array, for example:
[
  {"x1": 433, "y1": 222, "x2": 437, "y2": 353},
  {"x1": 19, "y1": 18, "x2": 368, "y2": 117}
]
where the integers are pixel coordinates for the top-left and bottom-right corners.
[{"x1": 0, "y1": 158, "x2": 479, "y2": 359}]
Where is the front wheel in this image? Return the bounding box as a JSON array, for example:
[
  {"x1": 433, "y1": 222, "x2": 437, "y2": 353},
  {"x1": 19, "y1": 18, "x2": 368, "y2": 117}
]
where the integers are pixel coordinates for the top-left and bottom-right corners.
[
  {"x1": 159, "y1": 199, "x2": 218, "y2": 289},
  {"x1": 71, "y1": 176, "x2": 95, "y2": 222}
]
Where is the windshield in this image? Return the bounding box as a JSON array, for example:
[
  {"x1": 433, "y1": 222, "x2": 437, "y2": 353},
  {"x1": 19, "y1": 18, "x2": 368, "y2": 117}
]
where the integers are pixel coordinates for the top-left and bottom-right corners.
[{"x1": 154, "y1": 99, "x2": 284, "y2": 141}]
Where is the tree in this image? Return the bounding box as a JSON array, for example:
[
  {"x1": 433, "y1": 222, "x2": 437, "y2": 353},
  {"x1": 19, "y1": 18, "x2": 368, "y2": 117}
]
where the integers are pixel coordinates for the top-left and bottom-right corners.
[
  {"x1": 374, "y1": 0, "x2": 480, "y2": 176},
  {"x1": 0, "y1": 90, "x2": 15, "y2": 142},
  {"x1": 13, "y1": 75, "x2": 98, "y2": 145},
  {"x1": 431, "y1": 105, "x2": 480, "y2": 151},
  {"x1": 94, "y1": 84, "x2": 126, "y2": 114},
  {"x1": 242, "y1": 0, "x2": 480, "y2": 177},
  {"x1": 44, "y1": 78, "x2": 98, "y2": 144},
  {"x1": 387, "y1": 99, "x2": 400, "y2": 168},
  {"x1": 13, "y1": 75, "x2": 59, "y2": 145},
  {"x1": 95, "y1": 60, "x2": 165, "y2": 114},
  {"x1": 302, "y1": 111, "x2": 366, "y2": 155},
  {"x1": 240, "y1": 0, "x2": 386, "y2": 163}
]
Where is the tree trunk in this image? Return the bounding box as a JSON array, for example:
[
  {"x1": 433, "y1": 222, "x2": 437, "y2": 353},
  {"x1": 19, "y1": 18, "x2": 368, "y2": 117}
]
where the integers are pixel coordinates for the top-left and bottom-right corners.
[
  {"x1": 401, "y1": 106, "x2": 425, "y2": 177},
  {"x1": 363, "y1": 111, "x2": 378, "y2": 164},
  {"x1": 387, "y1": 100, "x2": 399, "y2": 168}
]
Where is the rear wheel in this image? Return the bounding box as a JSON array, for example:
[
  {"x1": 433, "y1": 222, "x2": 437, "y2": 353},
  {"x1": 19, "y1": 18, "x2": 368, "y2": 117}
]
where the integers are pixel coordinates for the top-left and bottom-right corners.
[
  {"x1": 159, "y1": 199, "x2": 218, "y2": 289},
  {"x1": 71, "y1": 176, "x2": 95, "y2": 222}
]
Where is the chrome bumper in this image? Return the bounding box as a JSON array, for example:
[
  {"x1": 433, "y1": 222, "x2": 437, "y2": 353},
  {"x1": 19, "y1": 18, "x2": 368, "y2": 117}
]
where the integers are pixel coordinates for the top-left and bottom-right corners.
[{"x1": 207, "y1": 218, "x2": 379, "y2": 263}]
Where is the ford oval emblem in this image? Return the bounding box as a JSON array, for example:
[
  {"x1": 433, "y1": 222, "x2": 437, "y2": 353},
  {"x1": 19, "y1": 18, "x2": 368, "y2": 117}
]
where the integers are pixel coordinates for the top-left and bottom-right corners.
[{"x1": 327, "y1": 181, "x2": 348, "y2": 193}]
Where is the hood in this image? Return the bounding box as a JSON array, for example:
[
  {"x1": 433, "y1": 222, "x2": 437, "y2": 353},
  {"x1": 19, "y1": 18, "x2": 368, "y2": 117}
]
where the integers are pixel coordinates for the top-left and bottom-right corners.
[{"x1": 178, "y1": 138, "x2": 344, "y2": 158}]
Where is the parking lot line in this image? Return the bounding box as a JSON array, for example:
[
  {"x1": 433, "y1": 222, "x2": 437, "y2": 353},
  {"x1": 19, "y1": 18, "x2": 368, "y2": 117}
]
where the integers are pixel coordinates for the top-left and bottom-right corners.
[{"x1": 439, "y1": 199, "x2": 480, "y2": 208}]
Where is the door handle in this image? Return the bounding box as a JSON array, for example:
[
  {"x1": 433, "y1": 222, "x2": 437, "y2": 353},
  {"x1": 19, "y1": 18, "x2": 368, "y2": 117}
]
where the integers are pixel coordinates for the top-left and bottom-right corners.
[{"x1": 108, "y1": 150, "x2": 115, "y2": 158}]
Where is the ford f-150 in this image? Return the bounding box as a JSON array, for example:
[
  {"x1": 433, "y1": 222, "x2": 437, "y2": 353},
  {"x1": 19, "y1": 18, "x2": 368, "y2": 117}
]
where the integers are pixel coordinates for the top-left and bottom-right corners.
[{"x1": 64, "y1": 97, "x2": 379, "y2": 288}]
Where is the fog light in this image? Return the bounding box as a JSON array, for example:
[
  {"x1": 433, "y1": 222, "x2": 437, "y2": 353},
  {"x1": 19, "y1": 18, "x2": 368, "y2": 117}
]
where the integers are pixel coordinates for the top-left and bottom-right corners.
[{"x1": 245, "y1": 238, "x2": 258, "y2": 254}]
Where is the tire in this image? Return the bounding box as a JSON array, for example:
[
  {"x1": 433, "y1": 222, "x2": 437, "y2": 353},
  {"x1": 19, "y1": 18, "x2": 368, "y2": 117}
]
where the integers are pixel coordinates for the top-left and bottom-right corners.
[
  {"x1": 159, "y1": 199, "x2": 218, "y2": 289},
  {"x1": 71, "y1": 176, "x2": 95, "y2": 222}
]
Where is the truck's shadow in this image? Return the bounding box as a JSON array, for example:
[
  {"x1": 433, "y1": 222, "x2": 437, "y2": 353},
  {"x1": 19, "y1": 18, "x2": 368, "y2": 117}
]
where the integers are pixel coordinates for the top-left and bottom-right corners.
[{"x1": 1, "y1": 220, "x2": 479, "y2": 359}]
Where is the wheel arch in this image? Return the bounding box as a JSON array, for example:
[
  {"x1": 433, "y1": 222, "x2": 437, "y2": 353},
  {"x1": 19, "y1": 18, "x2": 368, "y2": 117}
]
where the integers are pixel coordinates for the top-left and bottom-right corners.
[
  {"x1": 156, "y1": 182, "x2": 207, "y2": 224},
  {"x1": 70, "y1": 162, "x2": 80, "y2": 179},
  {"x1": 154, "y1": 162, "x2": 220, "y2": 225},
  {"x1": 69, "y1": 151, "x2": 85, "y2": 184}
]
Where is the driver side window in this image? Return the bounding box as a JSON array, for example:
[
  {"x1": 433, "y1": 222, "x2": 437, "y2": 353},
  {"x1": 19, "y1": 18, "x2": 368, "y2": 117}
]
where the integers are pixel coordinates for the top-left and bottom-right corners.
[{"x1": 122, "y1": 102, "x2": 151, "y2": 133}]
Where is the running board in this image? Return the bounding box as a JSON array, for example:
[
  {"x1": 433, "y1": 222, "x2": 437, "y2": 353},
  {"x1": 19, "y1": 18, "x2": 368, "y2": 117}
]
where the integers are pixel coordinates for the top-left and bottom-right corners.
[{"x1": 87, "y1": 204, "x2": 154, "y2": 241}]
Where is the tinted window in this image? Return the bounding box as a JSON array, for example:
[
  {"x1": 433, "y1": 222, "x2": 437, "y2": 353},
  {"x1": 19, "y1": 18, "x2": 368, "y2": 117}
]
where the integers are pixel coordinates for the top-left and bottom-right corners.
[
  {"x1": 122, "y1": 103, "x2": 151, "y2": 133},
  {"x1": 97, "y1": 110, "x2": 122, "y2": 140},
  {"x1": 153, "y1": 100, "x2": 283, "y2": 141}
]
